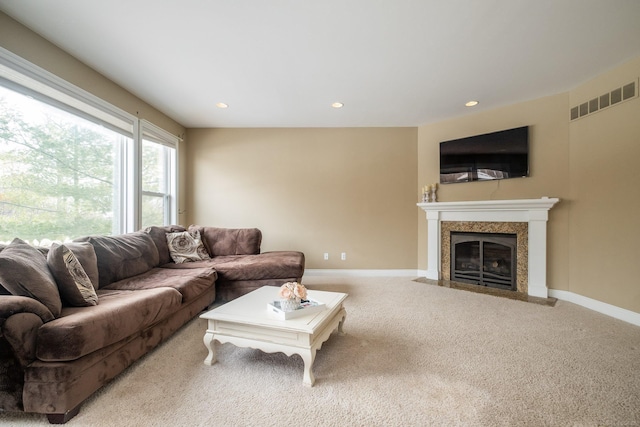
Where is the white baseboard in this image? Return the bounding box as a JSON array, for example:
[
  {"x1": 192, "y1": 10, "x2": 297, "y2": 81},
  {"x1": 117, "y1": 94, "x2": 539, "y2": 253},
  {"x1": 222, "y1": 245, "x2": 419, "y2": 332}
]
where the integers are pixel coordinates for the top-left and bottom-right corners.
[
  {"x1": 303, "y1": 270, "x2": 640, "y2": 327},
  {"x1": 303, "y1": 269, "x2": 420, "y2": 277},
  {"x1": 549, "y1": 289, "x2": 640, "y2": 327}
]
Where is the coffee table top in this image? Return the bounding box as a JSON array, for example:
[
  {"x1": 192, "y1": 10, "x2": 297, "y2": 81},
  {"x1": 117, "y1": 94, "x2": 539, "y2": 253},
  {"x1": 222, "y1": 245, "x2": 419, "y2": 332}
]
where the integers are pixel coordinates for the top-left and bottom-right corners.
[{"x1": 200, "y1": 286, "x2": 348, "y2": 333}]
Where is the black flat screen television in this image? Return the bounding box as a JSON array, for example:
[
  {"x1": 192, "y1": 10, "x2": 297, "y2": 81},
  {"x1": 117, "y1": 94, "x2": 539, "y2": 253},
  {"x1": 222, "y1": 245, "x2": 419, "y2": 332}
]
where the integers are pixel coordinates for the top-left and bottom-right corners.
[{"x1": 439, "y1": 126, "x2": 529, "y2": 184}]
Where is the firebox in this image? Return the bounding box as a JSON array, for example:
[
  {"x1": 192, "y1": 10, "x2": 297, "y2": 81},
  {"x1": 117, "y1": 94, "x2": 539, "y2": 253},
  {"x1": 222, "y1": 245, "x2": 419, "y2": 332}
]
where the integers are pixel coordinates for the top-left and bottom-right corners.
[{"x1": 451, "y1": 232, "x2": 517, "y2": 290}]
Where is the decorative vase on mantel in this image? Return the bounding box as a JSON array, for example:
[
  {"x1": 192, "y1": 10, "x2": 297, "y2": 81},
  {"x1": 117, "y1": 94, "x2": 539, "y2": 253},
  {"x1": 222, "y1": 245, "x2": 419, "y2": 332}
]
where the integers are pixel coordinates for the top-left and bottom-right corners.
[{"x1": 421, "y1": 183, "x2": 438, "y2": 203}]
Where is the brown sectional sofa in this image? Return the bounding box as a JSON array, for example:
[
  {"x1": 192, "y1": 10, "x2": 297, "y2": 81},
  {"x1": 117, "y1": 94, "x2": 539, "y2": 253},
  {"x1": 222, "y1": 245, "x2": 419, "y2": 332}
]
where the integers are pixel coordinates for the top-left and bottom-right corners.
[
  {"x1": 0, "y1": 225, "x2": 304, "y2": 423},
  {"x1": 168, "y1": 225, "x2": 305, "y2": 301}
]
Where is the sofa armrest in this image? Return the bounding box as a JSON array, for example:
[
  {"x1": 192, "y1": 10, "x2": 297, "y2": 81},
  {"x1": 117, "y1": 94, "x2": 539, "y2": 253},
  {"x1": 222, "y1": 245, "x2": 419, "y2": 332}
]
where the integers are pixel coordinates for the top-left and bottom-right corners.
[
  {"x1": 1, "y1": 296, "x2": 53, "y2": 367},
  {"x1": 0, "y1": 295, "x2": 54, "y2": 324},
  {"x1": 190, "y1": 226, "x2": 262, "y2": 257}
]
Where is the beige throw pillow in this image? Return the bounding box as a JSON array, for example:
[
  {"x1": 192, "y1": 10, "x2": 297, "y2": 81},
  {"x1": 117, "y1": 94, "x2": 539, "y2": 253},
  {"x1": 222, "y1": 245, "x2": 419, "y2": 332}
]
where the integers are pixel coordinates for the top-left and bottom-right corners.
[
  {"x1": 166, "y1": 230, "x2": 211, "y2": 264},
  {"x1": 47, "y1": 243, "x2": 99, "y2": 307}
]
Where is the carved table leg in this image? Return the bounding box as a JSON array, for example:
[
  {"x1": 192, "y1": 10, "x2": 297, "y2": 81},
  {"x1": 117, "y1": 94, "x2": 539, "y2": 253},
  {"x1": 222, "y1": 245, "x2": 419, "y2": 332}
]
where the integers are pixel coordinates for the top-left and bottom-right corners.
[
  {"x1": 337, "y1": 310, "x2": 347, "y2": 336},
  {"x1": 300, "y1": 349, "x2": 317, "y2": 387},
  {"x1": 203, "y1": 331, "x2": 217, "y2": 365}
]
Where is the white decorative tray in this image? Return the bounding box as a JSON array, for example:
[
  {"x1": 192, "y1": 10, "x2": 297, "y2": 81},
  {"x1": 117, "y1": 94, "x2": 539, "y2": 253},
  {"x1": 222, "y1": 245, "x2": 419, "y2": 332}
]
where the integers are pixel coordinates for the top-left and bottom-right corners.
[{"x1": 267, "y1": 299, "x2": 326, "y2": 320}]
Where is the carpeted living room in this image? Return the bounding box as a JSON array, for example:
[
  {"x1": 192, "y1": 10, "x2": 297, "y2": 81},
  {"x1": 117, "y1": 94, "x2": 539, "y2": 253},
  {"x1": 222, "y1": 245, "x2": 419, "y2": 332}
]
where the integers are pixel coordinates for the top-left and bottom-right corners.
[
  {"x1": 3, "y1": 276, "x2": 640, "y2": 426},
  {"x1": 1, "y1": 1, "x2": 640, "y2": 426}
]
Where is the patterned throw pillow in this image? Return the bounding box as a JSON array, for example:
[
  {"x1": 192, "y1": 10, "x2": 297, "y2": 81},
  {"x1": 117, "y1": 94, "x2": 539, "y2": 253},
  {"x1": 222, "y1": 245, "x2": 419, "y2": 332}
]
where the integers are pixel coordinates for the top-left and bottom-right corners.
[
  {"x1": 166, "y1": 230, "x2": 211, "y2": 264},
  {"x1": 47, "y1": 243, "x2": 99, "y2": 307}
]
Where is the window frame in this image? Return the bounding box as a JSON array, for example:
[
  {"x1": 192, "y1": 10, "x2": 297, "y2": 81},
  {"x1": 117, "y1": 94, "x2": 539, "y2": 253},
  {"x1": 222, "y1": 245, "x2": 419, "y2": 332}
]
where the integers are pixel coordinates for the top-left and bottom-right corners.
[
  {"x1": 0, "y1": 47, "x2": 179, "y2": 235},
  {"x1": 139, "y1": 120, "x2": 179, "y2": 229}
]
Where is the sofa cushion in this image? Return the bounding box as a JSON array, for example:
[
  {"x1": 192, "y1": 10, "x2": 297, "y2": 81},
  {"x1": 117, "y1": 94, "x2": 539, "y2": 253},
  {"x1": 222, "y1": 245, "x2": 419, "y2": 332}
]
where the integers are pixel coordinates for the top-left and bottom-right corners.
[
  {"x1": 189, "y1": 226, "x2": 261, "y2": 257},
  {"x1": 75, "y1": 232, "x2": 159, "y2": 288},
  {"x1": 211, "y1": 252, "x2": 304, "y2": 281},
  {"x1": 143, "y1": 225, "x2": 187, "y2": 266},
  {"x1": 103, "y1": 267, "x2": 217, "y2": 303},
  {"x1": 166, "y1": 230, "x2": 211, "y2": 264},
  {"x1": 47, "y1": 244, "x2": 99, "y2": 307},
  {"x1": 164, "y1": 251, "x2": 305, "y2": 282},
  {"x1": 36, "y1": 287, "x2": 182, "y2": 362},
  {"x1": 0, "y1": 238, "x2": 62, "y2": 318}
]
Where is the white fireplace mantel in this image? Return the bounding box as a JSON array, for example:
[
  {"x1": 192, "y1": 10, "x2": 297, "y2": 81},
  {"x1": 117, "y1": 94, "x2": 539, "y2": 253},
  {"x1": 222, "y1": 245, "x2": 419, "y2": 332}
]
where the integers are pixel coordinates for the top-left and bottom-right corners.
[{"x1": 417, "y1": 197, "x2": 560, "y2": 298}]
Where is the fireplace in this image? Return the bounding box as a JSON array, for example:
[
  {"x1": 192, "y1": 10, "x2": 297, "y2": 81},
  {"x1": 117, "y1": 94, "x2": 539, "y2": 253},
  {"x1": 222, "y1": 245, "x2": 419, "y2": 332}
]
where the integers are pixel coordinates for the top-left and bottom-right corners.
[
  {"x1": 417, "y1": 198, "x2": 560, "y2": 298},
  {"x1": 451, "y1": 232, "x2": 517, "y2": 290},
  {"x1": 442, "y1": 221, "x2": 527, "y2": 292}
]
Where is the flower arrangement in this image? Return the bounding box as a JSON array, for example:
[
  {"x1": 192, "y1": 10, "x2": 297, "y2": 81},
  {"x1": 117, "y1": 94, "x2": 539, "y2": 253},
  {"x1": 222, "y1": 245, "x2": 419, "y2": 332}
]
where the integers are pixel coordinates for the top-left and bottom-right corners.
[{"x1": 279, "y1": 281, "x2": 307, "y2": 301}]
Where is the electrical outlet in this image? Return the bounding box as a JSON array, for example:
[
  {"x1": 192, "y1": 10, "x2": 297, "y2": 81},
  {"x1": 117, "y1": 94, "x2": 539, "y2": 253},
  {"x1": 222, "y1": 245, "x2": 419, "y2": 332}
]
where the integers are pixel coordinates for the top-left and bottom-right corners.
[
  {"x1": 341, "y1": 252, "x2": 347, "y2": 261},
  {"x1": 323, "y1": 253, "x2": 329, "y2": 260}
]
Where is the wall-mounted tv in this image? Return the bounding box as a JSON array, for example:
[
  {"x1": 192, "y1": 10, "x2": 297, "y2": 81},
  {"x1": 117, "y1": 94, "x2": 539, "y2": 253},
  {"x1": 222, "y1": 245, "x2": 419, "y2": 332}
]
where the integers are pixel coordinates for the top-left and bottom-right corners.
[{"x1": 439, "y1": 126, "x2": 529, "y2": 184}]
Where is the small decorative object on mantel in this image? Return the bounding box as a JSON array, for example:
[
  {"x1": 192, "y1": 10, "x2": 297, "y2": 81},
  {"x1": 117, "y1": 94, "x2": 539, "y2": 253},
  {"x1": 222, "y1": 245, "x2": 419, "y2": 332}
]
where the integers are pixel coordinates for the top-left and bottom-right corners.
[
  {"x1": 421, "y1": 183, "x2": 439, "y2": 203},
  {"x1": 278, "y1": 281, "x2": 307, "y2": 312},
  {"x1": 430, "y1": 182, "x2": 438, "y2": 202},
  {"x1": 421, "y1": 185, "x2": 430, "y2": 203}
]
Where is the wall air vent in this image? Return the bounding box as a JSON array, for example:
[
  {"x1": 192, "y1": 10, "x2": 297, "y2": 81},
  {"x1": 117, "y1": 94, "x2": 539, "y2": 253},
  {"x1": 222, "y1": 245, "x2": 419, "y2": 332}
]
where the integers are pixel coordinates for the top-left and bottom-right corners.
[{"x1": 570, "y1": 79, "x2": 638, "y2": 121}]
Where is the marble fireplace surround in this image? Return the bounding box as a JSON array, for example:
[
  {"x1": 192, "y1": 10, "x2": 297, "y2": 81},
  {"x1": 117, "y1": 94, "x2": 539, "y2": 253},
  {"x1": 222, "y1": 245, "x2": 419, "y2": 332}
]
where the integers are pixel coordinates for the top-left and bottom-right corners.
[
  {"x1": 418, "y1": 197, "x2": 560, "y2": 298},
  {"x1": 442, "y1": 221, "x2": 528, "y2": 293}
]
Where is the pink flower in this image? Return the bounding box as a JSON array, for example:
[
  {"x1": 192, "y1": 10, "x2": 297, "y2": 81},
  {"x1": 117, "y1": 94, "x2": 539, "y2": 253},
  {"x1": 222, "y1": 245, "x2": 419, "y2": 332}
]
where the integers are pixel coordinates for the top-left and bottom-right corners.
[
  {"x1": 279, "y1": 282, "x2": 307, "y2": 300},
  {"x1": 279, "y1": 286, "x2": 294, "y2": 299},
  {"x1": 294, "y1": 283, "x2": 307, "y2": 299}
]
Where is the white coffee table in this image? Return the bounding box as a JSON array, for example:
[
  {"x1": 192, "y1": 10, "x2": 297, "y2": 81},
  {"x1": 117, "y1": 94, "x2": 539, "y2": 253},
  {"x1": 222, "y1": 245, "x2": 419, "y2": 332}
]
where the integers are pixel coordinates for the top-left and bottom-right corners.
[{"x1": 200, "y1": 286, "x2": 348, "y2": 386}]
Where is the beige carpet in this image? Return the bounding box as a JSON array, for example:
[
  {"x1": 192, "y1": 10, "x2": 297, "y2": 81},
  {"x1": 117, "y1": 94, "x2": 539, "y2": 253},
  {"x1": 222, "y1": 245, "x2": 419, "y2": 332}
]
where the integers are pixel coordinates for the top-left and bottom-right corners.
[{"x1": 2, "y1": 276, "x2": 640, "y2": 426}]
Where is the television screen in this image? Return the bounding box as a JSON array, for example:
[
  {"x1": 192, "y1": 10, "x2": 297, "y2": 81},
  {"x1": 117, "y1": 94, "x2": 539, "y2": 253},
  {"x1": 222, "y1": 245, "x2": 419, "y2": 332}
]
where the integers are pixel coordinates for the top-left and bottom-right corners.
[{"x1": 439, "y1": 126, "x2": 529, "y2": 184}]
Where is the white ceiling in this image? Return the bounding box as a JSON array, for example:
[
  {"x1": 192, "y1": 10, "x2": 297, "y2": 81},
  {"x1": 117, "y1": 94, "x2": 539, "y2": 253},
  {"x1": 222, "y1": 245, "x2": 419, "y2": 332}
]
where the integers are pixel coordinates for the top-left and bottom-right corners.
[{"x1": 1, "y1": 1, "x2": 639, "y2": 128}]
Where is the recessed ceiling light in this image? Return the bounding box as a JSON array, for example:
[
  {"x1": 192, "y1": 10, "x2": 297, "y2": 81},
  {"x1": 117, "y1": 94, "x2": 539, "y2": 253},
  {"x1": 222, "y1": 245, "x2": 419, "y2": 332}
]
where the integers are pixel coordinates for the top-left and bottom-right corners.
[
  {"x1": 465, "y1": 100, "x2": 479, "y2": 107},
  {"x1": 216, "y1": 102, "x2": 228, "y2": 109},
  {"x1": 331, "y1": 102, "x2": 344, "y2": 108}
]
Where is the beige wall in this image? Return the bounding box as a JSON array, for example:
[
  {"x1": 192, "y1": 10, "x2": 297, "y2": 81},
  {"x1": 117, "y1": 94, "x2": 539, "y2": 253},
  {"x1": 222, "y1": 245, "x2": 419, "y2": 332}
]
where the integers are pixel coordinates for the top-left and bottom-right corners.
[
  {"x1": 567, "y1": 57, "x2": 640, "y2": 311},
  {"x1": 0, "y1": 12, "x2": 189, "y2": 224},
  {"x1": 418, "y1": 57, "x2": 640, "y2": 313},
  {"x1": 185, "y1": 128, "x2": 418, "y2": 269}
]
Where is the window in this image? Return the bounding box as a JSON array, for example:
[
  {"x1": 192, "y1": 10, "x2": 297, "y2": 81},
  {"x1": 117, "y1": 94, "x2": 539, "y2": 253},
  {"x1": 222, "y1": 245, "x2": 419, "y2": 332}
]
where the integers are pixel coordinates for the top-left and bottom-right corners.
[
  {"x1": 0, "y1": 85, "x2": 129, "y2": 241},
  {"x1": 140, "y1": 123, "x2": 178, "y2": 229},
  {"x1": 0, "y1": 48, "x2": 178, "y2": 243}
]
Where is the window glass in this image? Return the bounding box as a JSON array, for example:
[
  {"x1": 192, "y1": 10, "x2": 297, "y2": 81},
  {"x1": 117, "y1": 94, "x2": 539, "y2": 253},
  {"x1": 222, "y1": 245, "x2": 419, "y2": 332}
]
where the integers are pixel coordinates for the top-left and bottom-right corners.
[
  {"x1": 142, "y1": 139, "x2": 166, "y2": 194},
  {"x1": 0, "y1": 85, "x2": 127, "y2": 243},
  {"x1": 141, "y1": 138, "x2": 175, "y2": 229},
  {"x1": 141, "y1": 193, "x2": 165, "y2": 229}
]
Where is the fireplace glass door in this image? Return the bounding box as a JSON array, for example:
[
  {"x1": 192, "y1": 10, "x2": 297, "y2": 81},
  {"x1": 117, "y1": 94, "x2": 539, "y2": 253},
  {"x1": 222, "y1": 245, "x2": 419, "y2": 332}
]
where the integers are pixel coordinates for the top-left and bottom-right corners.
[{"x1": 451, "y1": 232, "x2": 517, "y2": 290}]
